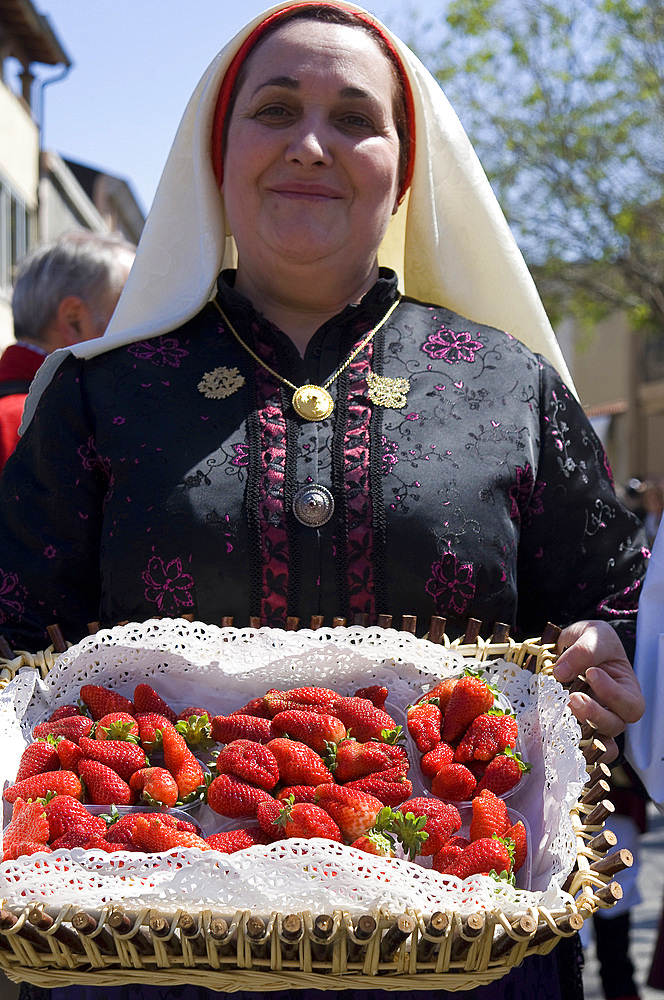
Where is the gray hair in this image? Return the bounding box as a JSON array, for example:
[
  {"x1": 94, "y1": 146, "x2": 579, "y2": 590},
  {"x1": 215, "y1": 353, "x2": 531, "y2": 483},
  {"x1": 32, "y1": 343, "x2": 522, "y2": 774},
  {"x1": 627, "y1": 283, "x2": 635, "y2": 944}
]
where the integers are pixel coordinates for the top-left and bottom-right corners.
[{"x1": 11, "y1": 230, "x2": 136, "y2": 343}]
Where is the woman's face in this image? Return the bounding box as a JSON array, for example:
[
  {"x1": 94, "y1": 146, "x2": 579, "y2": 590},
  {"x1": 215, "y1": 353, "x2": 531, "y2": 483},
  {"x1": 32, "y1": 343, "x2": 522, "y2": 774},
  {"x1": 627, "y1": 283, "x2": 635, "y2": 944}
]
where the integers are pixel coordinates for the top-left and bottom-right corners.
[{"x1": 222, "y1": 19, "x2": 402, "y2": 281}]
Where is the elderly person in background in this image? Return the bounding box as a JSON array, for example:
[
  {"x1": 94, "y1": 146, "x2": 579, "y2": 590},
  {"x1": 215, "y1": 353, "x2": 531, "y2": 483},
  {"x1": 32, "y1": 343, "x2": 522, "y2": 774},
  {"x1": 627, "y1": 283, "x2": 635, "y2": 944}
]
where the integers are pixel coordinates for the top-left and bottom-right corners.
[
  {"x1": 0, "y1": 230, "x2": 135, "y2": 471},
  {"x1": 2, "y1": 3, "x2": 647, "y2": 999}
]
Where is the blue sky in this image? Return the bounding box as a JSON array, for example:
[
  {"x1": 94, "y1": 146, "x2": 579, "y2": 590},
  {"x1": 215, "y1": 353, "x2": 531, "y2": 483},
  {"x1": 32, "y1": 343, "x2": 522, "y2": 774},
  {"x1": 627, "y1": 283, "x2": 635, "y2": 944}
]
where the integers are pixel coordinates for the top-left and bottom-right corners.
[{"x1": 35, "y1": 0, "x2": 422, "y2": 216}]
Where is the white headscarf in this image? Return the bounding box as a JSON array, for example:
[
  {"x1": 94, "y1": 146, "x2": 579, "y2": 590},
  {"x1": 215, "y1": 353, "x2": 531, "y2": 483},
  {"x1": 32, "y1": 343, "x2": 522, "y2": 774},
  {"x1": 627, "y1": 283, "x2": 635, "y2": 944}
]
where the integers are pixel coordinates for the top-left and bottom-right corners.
[{"x1": 24, "y1": 0, "x2": 574, "y2": 428}]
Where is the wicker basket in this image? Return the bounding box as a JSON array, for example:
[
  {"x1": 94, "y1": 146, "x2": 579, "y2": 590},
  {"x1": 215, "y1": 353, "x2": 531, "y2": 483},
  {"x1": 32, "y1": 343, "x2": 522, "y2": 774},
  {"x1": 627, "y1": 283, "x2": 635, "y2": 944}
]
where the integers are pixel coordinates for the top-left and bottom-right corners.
[{"x1": 0, "y1": 622, "x2": 629, "y2": 991}]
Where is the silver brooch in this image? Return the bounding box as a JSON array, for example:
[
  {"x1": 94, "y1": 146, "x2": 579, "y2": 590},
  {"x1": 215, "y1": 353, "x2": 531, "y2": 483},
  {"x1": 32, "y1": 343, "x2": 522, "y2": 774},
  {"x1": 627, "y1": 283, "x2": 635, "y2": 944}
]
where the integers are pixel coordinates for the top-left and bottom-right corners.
[{"x1": 366, "y1": 371, "x2": 410, "y2": 409}]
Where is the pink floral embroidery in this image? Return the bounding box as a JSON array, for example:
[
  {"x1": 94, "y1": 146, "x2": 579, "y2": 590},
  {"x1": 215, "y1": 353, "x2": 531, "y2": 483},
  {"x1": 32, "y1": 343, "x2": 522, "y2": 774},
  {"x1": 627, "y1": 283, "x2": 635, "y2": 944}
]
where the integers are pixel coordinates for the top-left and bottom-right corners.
[
  {"x1": 128, "y1": 336, "x2": 188, "y2": 368},
  {"x1": 0, "y1": 568, "x2": 27, "y2": 624},
  {"x1": 381, "y1": 437, "x2": 399, "y2": 476},
  {"x1": 425, "y1": 550, "x2": 476, "y2": 616},
  {"x1": 142, "y1": 556, "x2": 194, "y2": 614},
  {"x1": 422, "y1": 327, "x2": 483, "y2": 364},
  {"x1": 232, "y1": 443, "x2": 249, "y2": 467}
]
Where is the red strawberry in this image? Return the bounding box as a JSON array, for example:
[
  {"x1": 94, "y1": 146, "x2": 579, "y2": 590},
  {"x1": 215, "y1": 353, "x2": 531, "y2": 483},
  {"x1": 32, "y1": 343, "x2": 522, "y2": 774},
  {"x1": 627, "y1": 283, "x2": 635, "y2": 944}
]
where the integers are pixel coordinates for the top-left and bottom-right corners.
[
  {"x1": 48, "y1": 704, "x2": 83, "y2": 722},
  {"x1": 256, "y1": 798, "x2": 283, "y2": 837},
  {"x1": 469, "y1": 789, "x2": 510, "y2": 840},
  {"x1": 135, "y1": 712, "x2": 171, "y2": 750},
  {"x1": 276, "y1": 785, "x2": 318, "y2": 803},
  {"x1": 207, "y1": 773, "x2": 272, "y2": 818},
  {"x1": 229, "y1": 697, "x2": 271, "y2": 718},
  {"x1": 331, "y1": 697, "x2": 396, "y2": 742},
  {"x1": 267, "y1": 738, "x2": 334, "y2": 787},
  {"x1": 102, "y1": 809, "x2": 196, "y2": 844},
  {"x1": 350, "y1": 831, "x2": 395, "y2": 857},
  {"x1": 431, "y1": 763, "x2": 477, "y2": 801},
  {"x1": 79, "y1": 684, "x2": 135, "y2": 721},
  {"x1": 160, "y1": 723, "x2": 206, "y2": 801},
  {"x1": 440, "y1": 674, "x2": 495, "y2": 744},
  {"x1": 328, "y1": 738, "x2": 397, "y2": 783},
  {"x1": 272, "y1": 796, "x2": 343, "y2": 841},
  {"x1": 4, "y1": 770, "x2": 82, "y2": 803},
  {"x1": 270, "y1": 710, "x2": 346, "y2": 754},
  {"x1": 129, "y1": 767, "x2": 179, "y2": 808},
  {"x1": 2, "y1": 798, "x2": 50, "y2": 861},
  {"x1": 420, "y1": 742, "x2": 455, "y2": 778},
  {"x1": 78, "y1": 759, "x2": 134, "y2": 806},
  {"x1": 314, "y1": 784, "x2": 383, "y2": 842},
  {"x1": 354, "y1": 685, "x2": 388, "y2": 710},
  {"x1": 210, "y1": 714, "x2": 273, "y2": 744},
  {"x1": 33, "y1": 715, "x2": 93, "y2": 743},
  {"x1": 78, "y1": 735, "x2": 147, "y2": 782},
  {"x1": 15, "y1": 738, "x2": 60, "y2": 782},
  {"x1": 205, "y1": 826, "x2": 271, "y2": 851},
  {"x1": 95, "y1": 712, "x2": 140, "y2": 742},
  {"x1": 56, "y1": 738, "x2": 86, "y2": 771},
  {"x1": 407, "y1": 701, "x2": 443, "y2": 753},
  {"x1": 503, "y1": 820, "x2": 528, "y2": 873},
  {"x1": 448, "y1": 837, "x2": 513, "y2": 879},
  {"x1": 131, "y1": 814, "x2": 211, "y2": 852},
  {"x1": 345, "y1": 767, "x2": 413, "y2": 806},
  {"x1": 176, "y1": 706, "x2": 211, "y2": 721},
  {"x1": 395, "y1": 797, "x2": 462, "y2": 855},
  {"x1": 44, "y1": 794, "x2": 106, "y2": 842},
  {"x1": 215, "y1": 739, "x2": 279, "y2": 790},
  {"x1": 453, "y1": 711, "x2": 518, "y2": 763},
  {"x1": 417, "y1": 678, "x2": 458, "y2": 712},
  {"x1": 50, "y1": 829, "x2": 112, "y2": 852},
  {"x1": 133, "y1": 683, "x2": 178, "y2": 723},
  {"x1": 263, "y1": 686, "x2": 339, "y2": 718},
  {"x1": 431, "y1": 842, "x2": 466, "y2": 873},
  {"x1": 474, "y1": 748, "x2": 531, "y2": 796}
]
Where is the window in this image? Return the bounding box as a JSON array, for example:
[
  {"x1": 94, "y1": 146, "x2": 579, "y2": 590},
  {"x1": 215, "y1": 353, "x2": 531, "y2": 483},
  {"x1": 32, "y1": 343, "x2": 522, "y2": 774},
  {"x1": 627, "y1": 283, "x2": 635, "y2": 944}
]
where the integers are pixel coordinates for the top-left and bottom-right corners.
[{"x1": 0, "y1": 173, "x2": 34, "y2": 293}]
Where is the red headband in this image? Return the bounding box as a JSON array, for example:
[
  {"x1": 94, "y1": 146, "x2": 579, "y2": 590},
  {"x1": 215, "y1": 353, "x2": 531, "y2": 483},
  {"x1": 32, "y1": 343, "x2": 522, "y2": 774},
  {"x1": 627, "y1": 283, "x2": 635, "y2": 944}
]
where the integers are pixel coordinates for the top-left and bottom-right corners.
[{"x1": 211, "y1": 2, "x2": 416, "y2": 201}]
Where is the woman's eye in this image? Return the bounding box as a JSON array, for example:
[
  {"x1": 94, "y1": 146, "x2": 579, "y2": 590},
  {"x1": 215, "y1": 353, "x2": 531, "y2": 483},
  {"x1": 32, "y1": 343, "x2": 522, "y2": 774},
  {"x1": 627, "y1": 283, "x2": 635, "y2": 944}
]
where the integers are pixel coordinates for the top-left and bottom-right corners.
[
  {"x1": 254, "y1": 105, "x2": 293, "y2": 122},
  {"x1": 340, "y1": 113, "x2": 374, "y2": 131}
]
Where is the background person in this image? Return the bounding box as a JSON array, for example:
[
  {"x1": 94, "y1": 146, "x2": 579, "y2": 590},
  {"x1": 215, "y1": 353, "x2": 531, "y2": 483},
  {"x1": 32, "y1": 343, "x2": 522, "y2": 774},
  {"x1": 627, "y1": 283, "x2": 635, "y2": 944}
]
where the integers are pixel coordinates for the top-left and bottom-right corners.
[
  {"x1": 0, "y1": 230, "x2": 135, "y2": 471},
  {"x1": 1, "y1": 4, "x2": 647, "y2": 999}
]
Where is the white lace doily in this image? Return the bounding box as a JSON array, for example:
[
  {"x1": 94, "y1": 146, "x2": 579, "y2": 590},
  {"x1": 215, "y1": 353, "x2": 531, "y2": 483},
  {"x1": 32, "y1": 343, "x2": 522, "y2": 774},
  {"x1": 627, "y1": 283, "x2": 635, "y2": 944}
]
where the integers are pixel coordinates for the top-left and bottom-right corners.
[{"x1": 0, "y1": 620, "x2": 586, "y2": 915}]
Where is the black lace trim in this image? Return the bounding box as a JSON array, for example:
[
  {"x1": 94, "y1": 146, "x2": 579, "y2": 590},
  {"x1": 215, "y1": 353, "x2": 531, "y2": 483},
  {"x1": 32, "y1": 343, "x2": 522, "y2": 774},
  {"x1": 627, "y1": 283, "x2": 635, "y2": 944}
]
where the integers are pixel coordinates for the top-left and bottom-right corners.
[
  {"x1": 284, "y1": 390, "x2": 301, "y2": 618},
  {"x1": 331, "y1": 374, "x2": 350, "y2": 619},
  {"x1": 369, "y1": 327, "x2": 389, "y2": 616},
  {"x1": 245, "y1": 362, "x2": 263, "y2": 620}
]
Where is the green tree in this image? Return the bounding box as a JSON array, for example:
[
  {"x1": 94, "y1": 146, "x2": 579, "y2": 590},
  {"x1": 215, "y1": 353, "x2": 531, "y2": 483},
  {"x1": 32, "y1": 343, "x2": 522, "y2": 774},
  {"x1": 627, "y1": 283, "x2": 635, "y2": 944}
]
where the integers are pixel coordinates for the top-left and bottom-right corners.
[{"x1": 404, "y1": 0, "x2": 663, "y2": 327}]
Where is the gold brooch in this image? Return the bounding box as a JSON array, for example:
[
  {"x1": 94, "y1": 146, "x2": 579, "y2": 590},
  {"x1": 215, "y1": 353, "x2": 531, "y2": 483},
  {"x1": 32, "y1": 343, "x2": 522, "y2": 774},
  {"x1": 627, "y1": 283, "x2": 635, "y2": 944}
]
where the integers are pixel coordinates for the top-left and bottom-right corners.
[
  {"x1": 197, "y1": 366, "x2": 245, "y2": 400},
  {"x1": 366, "y1": 371, "x2": 410, "y2": 409}
]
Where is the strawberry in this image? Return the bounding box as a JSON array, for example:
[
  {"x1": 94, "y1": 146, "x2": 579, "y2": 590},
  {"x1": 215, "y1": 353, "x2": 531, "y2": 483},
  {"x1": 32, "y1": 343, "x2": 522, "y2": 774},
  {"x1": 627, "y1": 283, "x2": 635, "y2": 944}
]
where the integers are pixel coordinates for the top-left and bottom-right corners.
[
  {"x1": 453, "y1": 710, "x2": 518, "y2": 763},
  {"x1": 431, "y1": 763, "x2": 477, "y2": 801},
  {"x1": 135, "y1": 712, "x2": 171, "y2": 750},
  {"x1": 50, "y1": 829, "x2": 112, "y2": 852},
  {"x1": 407, "y1": 701, "x2": 443, "y2": 753},
  {"x1": 79, "y1": 684, "x2": 135, "y2": 721},
  {"x1": 276, "y1": 785, "x2": 318, "y2": 803},
  {"x1": 469, "y1": 789, "x2": 510, "y2": 840},
  {"x1": 273, "y1": 795, "x2": 343, "y2": 841},
  {"x1": 131, "y1": 814, "x2": 211, "y2": 852},
  {"x1": 78, "y1": 759, "x2": 134, "y2": 805},
  {"x1": 270, "y1": 710, "x2": 346, "y2": 754},
  {"x1": 102, "y1": 808, "x2": 197, "y2": 844},
  {"x1": 395, "y1": 797, "x2": 462, "y2": 855},
  {"x1": 207, "y1": 773, "x2": 272, "y2": 818},
  {"x1": 440, "y1": 673, "x2": 495, "y2": 744},
  {"x1": 327, "y1": 738, "x2": 397, "y2": 783},
  {"x1": 229, "y1": 697, "x2": 271, "y2": 718},
  {"x1": 160, "y1": 723, "x2": 206, "y2": 802},
  {"x1": 78, "y1": 735, "x2": 147, "y2": 782},
  {"x1": 390, "y1": 808, "x2": 430, "y2": 860},
  {"x1": 4, "y1": 770, "x2": 82, "y2": 803},
  {"x1": 263, "y1": 686, "x2": 340, "y2": 718},
  {"x1": 350, "y1": 831, "x2": 395, "y2": 857},
  {"x1": 15, "y1": 737, "x2": 60, "y2": 782},
  {"x1": 503, "y1": 820, "x2": 528, "y2": 873},
  {"x1": 417, "y1": 678, "x2": 457, "y2": 712},
  {"x1": 354, "y1": 685, "x2": 388, "y2": 710},
  {"x1": 2, "y1": 798, "x2": 50, "y2": 861},
  {"x1": 420, "y1": 741, "x2": 455, "y2": 778},
  {"x1": 267, "y1": 737, "x2": 334, "y2": 786},
  {"x1": 56, "y1": 737, "x2": 86, "y2": 771},
  {"x1": 48, "y1": 704, "x2": 83, "y2": 722},
  {"x1": 314, "y1": 784, "x2": 383, "y2": 842},
  {"x1": 432, "y1": 834, "x2": 471, "y2": 871},
  {"x1": 205, "y1": 826, "x2": 271, "y2": 851},
  {"x1": 44, "y1": 794, "x2": 106, "y2": 842},
  {"x1": 129, "y1": 767, "x2": 179, "y2": 808},
  {"x1": 94, "y1": 712, "x2": 140, "y2": 742},
  {"x1": 345, "y1": 767, "x2": 412, "y2": 806},
  {"x1": 448, "y1": 837, "x2": 513, "y2": 880},
  {"x1": 175, "y1": 712, "x2": 215, "y2": 751},
  {"x1": 176, "y1": 706, "x2": 211, "y2": 721},
  {"x1": 331, "y1": 697, "x2": 396, "y2": 742},
  {"x1": 474, "y1": 748, "x2": 531, "y2": 796},
  {"x1": 133, "y1": 683, "x2": 178, "y2": 722},
  {"x1": 210, "y1": 714, "x2": 273, "y2": 744},
  {"x1": 33, "y1": 715, "x2": 93, "y2": 743},
  {"x1": 215, "y1": 739, "x2": 279, "y2": 790},
  {"x1": 256, "y1": 797, "x2": 283, "y2": 837}
]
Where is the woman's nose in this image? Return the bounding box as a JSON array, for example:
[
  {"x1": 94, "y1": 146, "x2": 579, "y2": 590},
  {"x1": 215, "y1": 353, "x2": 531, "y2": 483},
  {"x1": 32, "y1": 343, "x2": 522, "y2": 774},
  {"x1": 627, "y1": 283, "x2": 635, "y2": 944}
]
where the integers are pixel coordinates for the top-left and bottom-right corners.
[{"x1": 285, "y1": 120, "x2": 333, "y2": 166}]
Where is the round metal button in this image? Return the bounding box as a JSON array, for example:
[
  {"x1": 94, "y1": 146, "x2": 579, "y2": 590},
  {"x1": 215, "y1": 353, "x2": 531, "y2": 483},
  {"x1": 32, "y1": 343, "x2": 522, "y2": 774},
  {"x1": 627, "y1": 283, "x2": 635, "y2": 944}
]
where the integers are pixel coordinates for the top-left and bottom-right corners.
[{"x1": 292, "y1": 484, "x2": 335, "y2": 527}]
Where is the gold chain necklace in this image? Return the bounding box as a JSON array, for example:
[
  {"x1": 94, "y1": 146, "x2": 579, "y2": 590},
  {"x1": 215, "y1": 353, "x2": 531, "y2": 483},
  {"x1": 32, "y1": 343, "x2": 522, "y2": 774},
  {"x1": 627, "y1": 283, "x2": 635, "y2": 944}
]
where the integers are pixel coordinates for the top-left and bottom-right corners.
[{"x1": 211, "y1": 295, "x2": 401, "y2": 421}]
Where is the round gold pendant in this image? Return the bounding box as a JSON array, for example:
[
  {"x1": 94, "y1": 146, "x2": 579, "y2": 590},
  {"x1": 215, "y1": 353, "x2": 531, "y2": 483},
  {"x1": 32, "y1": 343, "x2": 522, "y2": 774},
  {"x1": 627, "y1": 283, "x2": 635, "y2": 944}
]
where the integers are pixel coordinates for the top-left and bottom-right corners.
[{"x1": 291, "y1": 384, "x2": 334, "y2": 421}]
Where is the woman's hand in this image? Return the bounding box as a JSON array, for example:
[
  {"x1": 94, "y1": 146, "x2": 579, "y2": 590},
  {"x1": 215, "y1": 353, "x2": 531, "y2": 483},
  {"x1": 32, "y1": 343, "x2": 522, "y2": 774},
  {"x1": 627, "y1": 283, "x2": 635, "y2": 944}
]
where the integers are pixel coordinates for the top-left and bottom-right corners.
[{"x1": 552, "y1": 620, "x2": 645, "y2": 762}]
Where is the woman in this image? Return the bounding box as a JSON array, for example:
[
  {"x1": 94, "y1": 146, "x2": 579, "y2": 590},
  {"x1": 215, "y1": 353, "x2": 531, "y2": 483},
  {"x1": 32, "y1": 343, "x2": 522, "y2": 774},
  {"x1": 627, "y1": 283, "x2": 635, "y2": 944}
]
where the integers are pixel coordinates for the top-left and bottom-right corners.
[{"x1": 2, "y1": 2, "x2": 646, "y2": 998}]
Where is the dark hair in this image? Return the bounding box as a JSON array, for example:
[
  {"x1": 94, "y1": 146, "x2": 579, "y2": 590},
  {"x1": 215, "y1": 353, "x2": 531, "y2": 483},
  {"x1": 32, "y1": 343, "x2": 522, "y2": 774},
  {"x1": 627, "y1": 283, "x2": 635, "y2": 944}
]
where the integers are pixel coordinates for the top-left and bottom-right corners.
[{"x1": 221, "y1": 5, "x2": 411, "y2": 191}]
